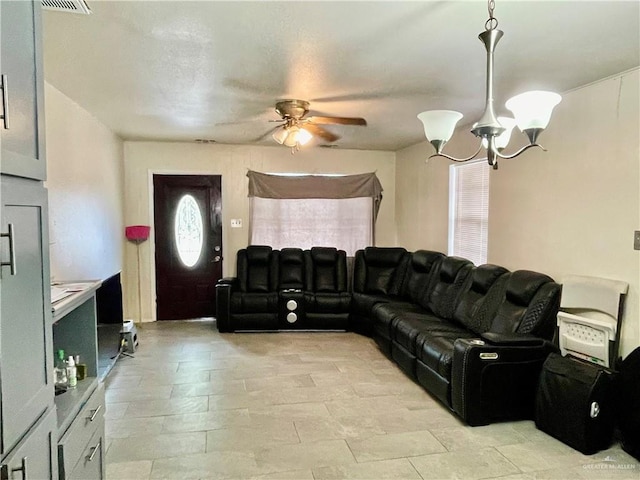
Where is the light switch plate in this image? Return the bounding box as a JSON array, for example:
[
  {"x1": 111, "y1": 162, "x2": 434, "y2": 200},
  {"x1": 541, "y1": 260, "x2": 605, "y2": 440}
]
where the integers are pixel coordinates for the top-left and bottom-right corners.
[
  {"x1": 634, "y1": 230, "x2": 640, "y2": 250},
  {"x1": 231, "y1": 219, "x2": 242, "y2": 228}
]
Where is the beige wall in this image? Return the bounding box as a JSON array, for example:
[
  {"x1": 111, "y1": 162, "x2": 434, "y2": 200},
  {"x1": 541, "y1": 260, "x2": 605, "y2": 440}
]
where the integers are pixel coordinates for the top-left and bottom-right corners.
[
  {"x1": 396, "y1": 68, "x2": 640, "y2": 358},
  {"x1": 45, "y1": 82, "x2": 124, "y2": 282},
  {"x1": 122, "y1": 142, "x2": 396, "y2": 322}
]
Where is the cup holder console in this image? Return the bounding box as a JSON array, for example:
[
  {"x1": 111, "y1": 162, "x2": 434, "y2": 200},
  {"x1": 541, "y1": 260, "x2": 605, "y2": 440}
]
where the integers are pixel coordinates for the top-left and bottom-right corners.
[{"x1": 280, "y1": 290, "x2": 304, "y2": 327}]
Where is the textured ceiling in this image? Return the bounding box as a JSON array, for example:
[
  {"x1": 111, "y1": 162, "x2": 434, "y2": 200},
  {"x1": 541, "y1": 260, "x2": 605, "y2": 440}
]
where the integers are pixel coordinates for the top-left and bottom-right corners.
[{"x1": 42, "y1": 1, "x2": 640, "y2": 151}]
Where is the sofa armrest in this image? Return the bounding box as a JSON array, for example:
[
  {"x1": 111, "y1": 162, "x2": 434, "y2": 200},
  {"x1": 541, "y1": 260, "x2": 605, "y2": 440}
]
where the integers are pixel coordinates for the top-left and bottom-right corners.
[
  {"x1": 451, "y1": 337, "x2": 555, "y2": 426},
  {"x1": 217, "y1": 277, "x2": 239, "y2": 288},
  {"x1": 480, "y1": 332, "x2": 546, "y2": 347},
  {"x1": 215, "y1": 278, "x2": 237, "y2": 332}
]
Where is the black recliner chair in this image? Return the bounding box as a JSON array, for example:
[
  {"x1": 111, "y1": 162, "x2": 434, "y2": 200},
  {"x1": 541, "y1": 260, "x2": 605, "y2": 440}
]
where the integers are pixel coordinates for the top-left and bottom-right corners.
[
  {"x1": 451, "y1": 270, "x2": 561, "y2": 425},
  {"x1": 303, "y1": 247, "x2": 351, "y2": 329},
  {"x1": 349, "y1": 247, "x2": 410, "y2": 335},
  {"x1": 216, "y1": 245, "x2": 280, "y2": 332}
]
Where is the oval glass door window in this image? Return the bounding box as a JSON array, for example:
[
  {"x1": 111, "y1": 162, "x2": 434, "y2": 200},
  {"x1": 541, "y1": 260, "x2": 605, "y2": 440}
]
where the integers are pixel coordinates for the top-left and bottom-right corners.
[{"x1": 174, "y1": 194, "x2": 204, "y2": 267}]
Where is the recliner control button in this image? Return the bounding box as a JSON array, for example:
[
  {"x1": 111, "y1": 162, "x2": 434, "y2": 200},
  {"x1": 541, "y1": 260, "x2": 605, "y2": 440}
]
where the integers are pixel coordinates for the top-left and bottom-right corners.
[{"x1": 479, "y1": 352, "x2": 499, "y2": 360}]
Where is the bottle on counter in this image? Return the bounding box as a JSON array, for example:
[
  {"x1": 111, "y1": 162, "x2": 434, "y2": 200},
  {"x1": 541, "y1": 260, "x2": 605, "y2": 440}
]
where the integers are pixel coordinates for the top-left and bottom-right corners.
[
  {"x1": 66, "y1": 355, "x2": 77, "y2": 388},
  {"x1": 54, "y1": 349, "x2": 68, "y2": 390},
  {"x1": 74, "y1": 354, "x2": 87, "y2": 381}
]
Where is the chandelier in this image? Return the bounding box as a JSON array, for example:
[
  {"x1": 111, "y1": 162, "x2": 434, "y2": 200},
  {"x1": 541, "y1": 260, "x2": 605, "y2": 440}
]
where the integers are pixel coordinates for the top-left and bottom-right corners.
[{"x1": 417, "y1": 0, "x2": 561, "y2": 170}]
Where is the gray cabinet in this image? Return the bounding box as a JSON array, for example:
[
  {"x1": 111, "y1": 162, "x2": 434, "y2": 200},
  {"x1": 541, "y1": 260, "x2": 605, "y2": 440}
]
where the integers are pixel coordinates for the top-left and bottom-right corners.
[
  {"x1": 0, "y1": 0, "x2": 46, "y2": 180},
  {"x1": 0, "y1": 408, "x2": 58, "y2": 480},
  {"x1": 0, "y1": 2, "x2": 56, "y2": 477},
  {"x1": 57, "y1": 384, "x2": 104, "y2": 480},
  {"x1": 52, "y1": 284, "x2": 105, "y2": 480},
  {"x1": 0, "y1": 177, "x2": 54, "y2": 457}
]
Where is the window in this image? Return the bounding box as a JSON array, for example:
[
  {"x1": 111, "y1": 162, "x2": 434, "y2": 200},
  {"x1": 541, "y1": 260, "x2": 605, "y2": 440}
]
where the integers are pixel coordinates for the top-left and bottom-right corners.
[
  {"x1": 250, "y1": 197, "x2": 373, "y2": 256},
  {"x1": 247, "y1": 171, "x2": 383, "y2": 256},
  {"x1": 448, "y1": 160, "x2": 490, "y2": 265},
  {"x1": 174, "y1": 194, "x2": 204, "y2": 267}
]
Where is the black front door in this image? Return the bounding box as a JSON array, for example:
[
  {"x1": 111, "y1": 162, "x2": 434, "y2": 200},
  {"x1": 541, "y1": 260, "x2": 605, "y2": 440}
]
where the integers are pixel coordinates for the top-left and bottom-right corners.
[{"x1": 153, "y1": 175, "x2": 222, "y2": 320}]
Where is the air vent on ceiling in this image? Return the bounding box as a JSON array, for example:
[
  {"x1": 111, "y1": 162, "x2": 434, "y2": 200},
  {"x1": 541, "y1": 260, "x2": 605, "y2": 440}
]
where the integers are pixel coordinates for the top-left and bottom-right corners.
[{"x1": 42, "y1": 0, "x2": 92, "y2": 15}]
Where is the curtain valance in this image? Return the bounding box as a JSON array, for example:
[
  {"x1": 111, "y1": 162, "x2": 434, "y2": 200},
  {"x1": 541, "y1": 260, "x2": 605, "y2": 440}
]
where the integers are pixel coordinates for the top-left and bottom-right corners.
[{"x1": 247, "y1": 171, "x2": 383, "y2": 201}]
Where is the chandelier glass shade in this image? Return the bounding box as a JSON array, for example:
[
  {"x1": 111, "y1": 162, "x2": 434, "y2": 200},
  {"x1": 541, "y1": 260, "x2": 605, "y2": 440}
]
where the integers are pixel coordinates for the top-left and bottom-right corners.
[
  {"x1": 417, "y1": 0, "x2": 561, "y2": 169},
  {"x1": 505, "y1": 91, "x2": 562, "y2": 133}
]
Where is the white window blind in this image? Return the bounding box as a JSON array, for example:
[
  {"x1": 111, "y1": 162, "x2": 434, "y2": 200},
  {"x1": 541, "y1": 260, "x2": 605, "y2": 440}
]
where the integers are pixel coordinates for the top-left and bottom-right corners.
[
  {"x1": 448, "y1": 160, "x2": 490, "y2": 265},
  {"x1": 250, "y1": 197, "x2": 373, "y2": 257}
]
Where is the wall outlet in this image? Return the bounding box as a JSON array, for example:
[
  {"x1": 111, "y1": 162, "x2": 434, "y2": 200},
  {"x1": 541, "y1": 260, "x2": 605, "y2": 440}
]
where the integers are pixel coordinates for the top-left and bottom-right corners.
[
  {"x1": 231, "y1": 219, "x2": 243, "y2": 228},
  {"x1": 634, "y1": 230, "x2": 640, "y2": 251}
]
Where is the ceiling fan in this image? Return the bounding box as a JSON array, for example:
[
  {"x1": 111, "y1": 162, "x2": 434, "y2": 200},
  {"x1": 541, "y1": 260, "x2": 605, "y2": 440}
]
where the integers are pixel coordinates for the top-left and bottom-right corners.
[{"x1": 261, "y1": 99, "x2": 367, "y2": 151}]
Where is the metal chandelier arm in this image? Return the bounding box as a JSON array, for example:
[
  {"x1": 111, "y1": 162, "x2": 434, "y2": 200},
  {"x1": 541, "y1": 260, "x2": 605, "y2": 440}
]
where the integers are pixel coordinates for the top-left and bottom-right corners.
[
  {"x1": 428, "y1": 143, "x2": 483, "y2": 163},
  {"x1": 494, "y1": 142, "x2": 547, "y2": 160}
]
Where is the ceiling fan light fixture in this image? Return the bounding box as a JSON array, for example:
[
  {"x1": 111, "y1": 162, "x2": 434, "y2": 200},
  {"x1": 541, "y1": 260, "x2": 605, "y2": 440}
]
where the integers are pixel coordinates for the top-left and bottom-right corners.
[
  {"x1": 267, "y1": 100, "x2": 366, "y2": 151},
  {"x1": 282, "y1": 126, "x2": 300, "y2": 147},
  {"x1": 272, "y1": 127, "x2": 289, "y2": 145},
  {"x1": 297, "y1": 128, "x2": 313, "y2": 146}
]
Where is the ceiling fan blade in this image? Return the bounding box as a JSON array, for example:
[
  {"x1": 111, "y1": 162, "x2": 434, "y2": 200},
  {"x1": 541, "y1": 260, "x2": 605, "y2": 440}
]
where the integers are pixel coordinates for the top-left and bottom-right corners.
[
  {"x1": 306, "y1": 116, "x2": 367, "y2": 126},
  {"x1": 252, "y1": 125, "x2": 282, "y2": 142},
  {"x1": 304, "y1": 124, "x2": 340, "y2": 143}
]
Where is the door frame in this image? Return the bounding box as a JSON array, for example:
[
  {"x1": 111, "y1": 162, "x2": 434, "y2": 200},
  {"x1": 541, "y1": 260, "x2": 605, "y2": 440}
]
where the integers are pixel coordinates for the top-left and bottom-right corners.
[{"x1": 147, "y1": 169, "x2": 225, "y2": 322}]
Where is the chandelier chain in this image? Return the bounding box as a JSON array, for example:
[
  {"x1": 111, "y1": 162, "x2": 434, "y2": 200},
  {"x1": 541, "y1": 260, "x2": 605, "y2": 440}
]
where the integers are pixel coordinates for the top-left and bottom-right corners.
[{"x1": 485, "y1": 0, "x2": 498, "y2": 31}]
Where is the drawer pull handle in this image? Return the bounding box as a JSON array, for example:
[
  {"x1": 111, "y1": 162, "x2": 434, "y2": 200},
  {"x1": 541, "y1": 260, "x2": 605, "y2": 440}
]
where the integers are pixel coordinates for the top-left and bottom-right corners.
[
  {"x1": 1, "y1": 74, "x2": 9, "y2": 129},
  {"x1": 87, "y1": 442, "x2": 101, "y2": 462},
  {"x1": 11, "y1": 457, "x2": 27, "y2": 480},
  {"x1": 88, "y1": 405, "x2": 102, "y2": 422},
  {"x1": 1, "y1": 224, "x2": 17, "y2": 276}
]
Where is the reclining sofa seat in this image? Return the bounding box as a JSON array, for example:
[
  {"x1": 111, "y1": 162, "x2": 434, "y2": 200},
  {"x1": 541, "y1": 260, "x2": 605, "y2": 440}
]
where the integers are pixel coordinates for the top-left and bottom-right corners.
[
  {"x1": 371, "y1": 250, "x2": 445, "y2": 355},
  {"x1": 303, "y1": 247, "x2": 351, "y2": 329},
  {"x1": 216, "y1": 245, "x2": 280, "y2": 332},
  {"x1": 391, "y1": 256, "x2": 474, "y2": 379},
  {"x1": 449, "y1": 269, "x2": 562, "y2": 425},
  {"x1": 350, "y1": 247, "x2": 410, "y2": 335},
  {"x1": 413, "y1": 263, "x2": 509, "y2": 406}
]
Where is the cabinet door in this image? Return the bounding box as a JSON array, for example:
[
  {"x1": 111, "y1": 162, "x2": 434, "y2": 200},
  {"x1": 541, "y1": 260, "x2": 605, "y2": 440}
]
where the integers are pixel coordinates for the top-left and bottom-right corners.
[
  {"x1": 0, "y1": 407, "x2": 57, "y2": 480},
  {"x1": 0, "y1": 177, "x2": 53, "y2": 456},
  {"x1": 0, "y1": 0, "x2": 46, "y2": 180}
]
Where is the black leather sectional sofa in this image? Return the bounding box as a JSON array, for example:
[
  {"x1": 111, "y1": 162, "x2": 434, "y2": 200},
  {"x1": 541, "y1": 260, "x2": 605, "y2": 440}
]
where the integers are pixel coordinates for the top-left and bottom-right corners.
[
  {"x1": 216, "y1": 246, "x2": 351, "y2": 332},
  {"x1": 216, "y1": 245, "x2": 562, "y2": 426}
]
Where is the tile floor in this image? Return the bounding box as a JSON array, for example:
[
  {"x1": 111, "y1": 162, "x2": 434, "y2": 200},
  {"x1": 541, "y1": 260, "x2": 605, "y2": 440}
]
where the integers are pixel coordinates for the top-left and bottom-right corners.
[{"x1": 104, "y1": 320, "x2": 639, "y2": 480}]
